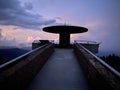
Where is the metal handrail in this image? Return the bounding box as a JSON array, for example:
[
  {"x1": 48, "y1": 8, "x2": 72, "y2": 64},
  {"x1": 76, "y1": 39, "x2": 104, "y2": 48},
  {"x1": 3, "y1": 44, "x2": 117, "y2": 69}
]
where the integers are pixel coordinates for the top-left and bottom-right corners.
[
  {"x1": 75, "y1": 40, "x2": 99, "y2": 44},
  {"x1": 75, "y1": 41, "x2": 120, "y2": 78},
  {"x1": 33, "y1": 40, "x2": 54, "y2": 43},
  {"x1": 0, "y1": 43, "x2": 52, "y2": 71}
]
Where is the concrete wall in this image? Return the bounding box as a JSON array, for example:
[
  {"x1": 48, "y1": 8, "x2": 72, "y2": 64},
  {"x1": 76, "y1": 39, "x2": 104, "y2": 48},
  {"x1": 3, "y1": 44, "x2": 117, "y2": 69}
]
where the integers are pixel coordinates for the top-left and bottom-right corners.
[
  {"x1": 0, "y1": 44, "x2": 54, "y2": 90},
  {"x1": 32, "y1": 40, "x2": 50, "y2": 49},
  {"x1": 80, "y1": 43, "x2": 99, "y2": 54},
  {"x1": 74, "y1": 44, "x2": 120, "y2": 90}
]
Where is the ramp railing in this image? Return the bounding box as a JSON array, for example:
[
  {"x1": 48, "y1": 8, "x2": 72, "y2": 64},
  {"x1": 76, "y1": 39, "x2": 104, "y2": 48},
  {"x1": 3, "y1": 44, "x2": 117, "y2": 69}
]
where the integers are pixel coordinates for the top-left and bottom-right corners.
[
  {"x1": 75, "y1": 41, "x2": 120, "y2": 78},
  {"x1": 0, "y1": 42, "x2": 52, "y2": 72},
  {"x1": 74, "y1": 41, "x2": 120, "y2": 90}
]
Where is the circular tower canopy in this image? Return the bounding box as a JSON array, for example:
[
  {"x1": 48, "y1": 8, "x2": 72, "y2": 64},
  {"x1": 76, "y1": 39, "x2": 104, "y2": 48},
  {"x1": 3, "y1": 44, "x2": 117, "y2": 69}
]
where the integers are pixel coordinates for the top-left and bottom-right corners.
[
  {"x1": 43, "y1": 25, "x2": 88, "y2": 47},
  {"x1": 43, "y1": 25, "x2": 88, "y2": 34}
]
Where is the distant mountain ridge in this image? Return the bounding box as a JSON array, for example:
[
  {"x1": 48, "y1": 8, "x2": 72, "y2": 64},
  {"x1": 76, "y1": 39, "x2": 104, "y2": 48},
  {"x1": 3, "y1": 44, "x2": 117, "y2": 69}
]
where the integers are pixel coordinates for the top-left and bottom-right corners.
[{"x1": 0, "y1": 47, "x2": 31, "y2": 64}]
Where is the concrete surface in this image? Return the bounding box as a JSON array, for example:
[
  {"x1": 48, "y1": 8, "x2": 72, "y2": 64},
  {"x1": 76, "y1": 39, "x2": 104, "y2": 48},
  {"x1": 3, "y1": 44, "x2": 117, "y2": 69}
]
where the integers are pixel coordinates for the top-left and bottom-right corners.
[
  {"x1": 0, "y1": 44, "x2": 54, "y2": 90},
  {"x1": 27, "y1": 48, "x2": 89, "y2": 90},
  {"x1": 74, "y1": 44, "x2": 120, "y2": 90}
]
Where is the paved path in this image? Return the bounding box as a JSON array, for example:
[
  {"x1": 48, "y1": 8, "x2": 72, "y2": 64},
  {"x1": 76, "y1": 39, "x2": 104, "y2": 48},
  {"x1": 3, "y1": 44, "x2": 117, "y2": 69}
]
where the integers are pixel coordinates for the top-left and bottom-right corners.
[{"x1": 27, "y1": 48, "x2": 89, "y2": 90}]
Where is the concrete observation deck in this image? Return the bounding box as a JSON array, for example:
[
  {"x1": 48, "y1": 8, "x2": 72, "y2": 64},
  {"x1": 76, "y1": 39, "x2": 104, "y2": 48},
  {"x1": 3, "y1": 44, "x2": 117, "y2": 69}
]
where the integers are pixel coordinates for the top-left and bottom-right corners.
[
  {"x1": 0, "y1": 42, "x2": 119, "y2": 90},
  {"x1": 27, "y1": 48, "x2": 89, "y2": 90},
  {"x1": 1, "y1": 25, "x2": 119, "y2": 90}
]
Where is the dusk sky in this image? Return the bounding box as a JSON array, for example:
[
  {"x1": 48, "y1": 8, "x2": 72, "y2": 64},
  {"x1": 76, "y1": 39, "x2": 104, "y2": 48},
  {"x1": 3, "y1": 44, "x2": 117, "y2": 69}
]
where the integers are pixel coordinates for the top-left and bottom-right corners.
[{"x1": 0, "y1": 0, "x2": 120, "y2": 55}]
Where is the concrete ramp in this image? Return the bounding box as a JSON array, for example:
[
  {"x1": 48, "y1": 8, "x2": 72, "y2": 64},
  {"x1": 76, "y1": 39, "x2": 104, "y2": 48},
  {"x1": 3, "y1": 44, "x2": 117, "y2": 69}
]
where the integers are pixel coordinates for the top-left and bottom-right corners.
[{"x1": 27, "y1": 48, "x2": 89, "y2": 90}]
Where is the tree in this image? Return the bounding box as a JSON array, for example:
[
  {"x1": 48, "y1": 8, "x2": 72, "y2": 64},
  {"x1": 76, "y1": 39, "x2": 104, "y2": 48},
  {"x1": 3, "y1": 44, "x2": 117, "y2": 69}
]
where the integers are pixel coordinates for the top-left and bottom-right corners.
[{"x1": 100, "y1": 54, "x2": 120, "y2": 72}]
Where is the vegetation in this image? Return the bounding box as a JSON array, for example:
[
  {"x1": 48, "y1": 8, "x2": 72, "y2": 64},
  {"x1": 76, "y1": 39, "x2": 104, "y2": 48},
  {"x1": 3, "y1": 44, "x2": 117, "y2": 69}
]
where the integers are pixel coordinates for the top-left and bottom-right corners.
[
  {"x1": 100, "y1": 54, "x2": 120, "y2": 72},
  {"x1": 0, "y1": 58, "x2": 8, "y2": 64},
  {"x1": 0, "y1": 48, "x2": 29, "y2": 65}
]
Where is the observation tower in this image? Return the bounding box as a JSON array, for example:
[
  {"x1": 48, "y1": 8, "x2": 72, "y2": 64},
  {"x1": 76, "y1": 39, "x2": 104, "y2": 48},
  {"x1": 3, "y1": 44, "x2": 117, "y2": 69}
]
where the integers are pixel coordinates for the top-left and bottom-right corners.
[{"x1": 43, "y1": 25, "x2": 88, "y2": 47}]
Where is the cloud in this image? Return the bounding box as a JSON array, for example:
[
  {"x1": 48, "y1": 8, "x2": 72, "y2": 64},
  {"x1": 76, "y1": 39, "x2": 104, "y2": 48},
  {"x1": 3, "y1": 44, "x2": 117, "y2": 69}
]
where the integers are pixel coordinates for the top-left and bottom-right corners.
[
  {"x1": 24, "y1": 2, "x2": 33, "y2": 10},
  {"x1": 71, "y1": 18, "x2": 120, "y2": 54},
  {"x1": 0, "y1": 28, "x2": 30, "y2": 48},
  {"x1": 0, "y1": 29, "x2": 17, "y2": 47},
  {"x1": 0, "y1": 0, "x2": 56, "y2": 30},
  {"x1": 0, "y1": 29, "x2": 2, "y2": 38},
  {"x1": 27, "y1": 36, "x2": 34, "y2": 43}
]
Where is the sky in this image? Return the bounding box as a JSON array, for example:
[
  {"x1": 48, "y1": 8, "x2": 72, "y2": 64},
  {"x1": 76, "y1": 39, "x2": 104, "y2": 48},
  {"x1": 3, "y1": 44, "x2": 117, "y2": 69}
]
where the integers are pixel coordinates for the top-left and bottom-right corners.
[{"x1": 0, "y1": 0, "x2": 120, "y2": 55}]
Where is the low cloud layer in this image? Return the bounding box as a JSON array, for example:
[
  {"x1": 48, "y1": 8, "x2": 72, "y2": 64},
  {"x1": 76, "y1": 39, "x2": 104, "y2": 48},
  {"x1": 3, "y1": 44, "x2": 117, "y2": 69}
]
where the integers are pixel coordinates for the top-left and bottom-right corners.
[
  {"x1": 0, "y1": 0, "x2": 56, "y2": 30},
  {"x1": 0, "y1": 29, "x2": 17, "y2": 47}
]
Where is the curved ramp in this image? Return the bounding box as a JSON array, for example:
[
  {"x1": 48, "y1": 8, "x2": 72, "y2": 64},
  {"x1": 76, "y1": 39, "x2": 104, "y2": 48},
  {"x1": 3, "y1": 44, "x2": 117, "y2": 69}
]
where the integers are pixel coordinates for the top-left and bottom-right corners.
[{"x1": 27, "y1": 48, "x2": 89, "y2": 90}]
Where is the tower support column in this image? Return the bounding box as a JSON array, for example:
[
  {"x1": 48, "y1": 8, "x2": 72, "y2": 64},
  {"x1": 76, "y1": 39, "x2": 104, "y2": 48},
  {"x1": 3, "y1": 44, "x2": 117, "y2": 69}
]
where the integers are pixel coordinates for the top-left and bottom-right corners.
[{"x1": 59, "y1": 32, "x2": 70, "y2": 47}]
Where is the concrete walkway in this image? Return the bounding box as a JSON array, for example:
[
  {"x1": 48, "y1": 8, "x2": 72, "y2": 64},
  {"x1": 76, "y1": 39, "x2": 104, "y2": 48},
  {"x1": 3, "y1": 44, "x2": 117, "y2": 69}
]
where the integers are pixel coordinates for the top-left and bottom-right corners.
[{"x1": 27, "y1": 48, "x2": 89, "y2": 90}]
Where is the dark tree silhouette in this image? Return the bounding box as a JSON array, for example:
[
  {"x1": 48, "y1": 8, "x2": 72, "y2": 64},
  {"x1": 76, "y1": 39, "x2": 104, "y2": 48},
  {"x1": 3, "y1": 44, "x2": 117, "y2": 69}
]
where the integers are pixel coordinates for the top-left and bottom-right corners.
[{"x1": 100, "y1": 54, "x2": 120, "y2": 72}]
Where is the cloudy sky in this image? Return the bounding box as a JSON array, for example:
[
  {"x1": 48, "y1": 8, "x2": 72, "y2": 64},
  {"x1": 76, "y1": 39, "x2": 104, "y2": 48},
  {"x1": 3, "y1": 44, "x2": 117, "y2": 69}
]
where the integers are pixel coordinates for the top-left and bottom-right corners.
[{"x1": 0, "y1": 0, "x2": 120, "y2": 54}]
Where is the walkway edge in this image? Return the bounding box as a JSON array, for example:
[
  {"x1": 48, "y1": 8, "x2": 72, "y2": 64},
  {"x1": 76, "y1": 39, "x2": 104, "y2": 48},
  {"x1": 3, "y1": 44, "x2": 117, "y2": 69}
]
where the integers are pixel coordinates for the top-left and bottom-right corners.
[{"x1": 0, "y1": 43, "x2": 54, "y2": 90}]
